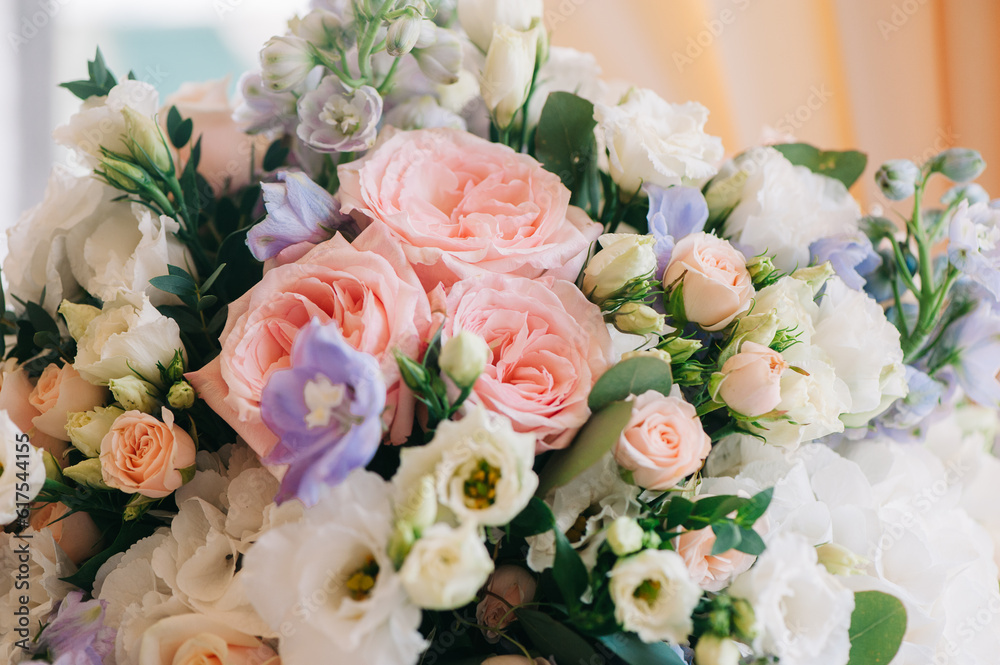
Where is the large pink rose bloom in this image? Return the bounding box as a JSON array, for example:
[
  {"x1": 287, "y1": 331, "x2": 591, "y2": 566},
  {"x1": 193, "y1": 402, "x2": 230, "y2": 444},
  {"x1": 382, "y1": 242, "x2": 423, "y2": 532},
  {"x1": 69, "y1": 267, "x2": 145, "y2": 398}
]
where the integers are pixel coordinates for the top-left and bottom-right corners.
[
  {"x1": 443, "y1": 274, "x2": 613, "y2": 452},
  {"x1": 187, "y1": 224, "x2": 432, "y2": 456},
  {"x1": 338, "y1": 127, "x2": 602, "y2": 289}
]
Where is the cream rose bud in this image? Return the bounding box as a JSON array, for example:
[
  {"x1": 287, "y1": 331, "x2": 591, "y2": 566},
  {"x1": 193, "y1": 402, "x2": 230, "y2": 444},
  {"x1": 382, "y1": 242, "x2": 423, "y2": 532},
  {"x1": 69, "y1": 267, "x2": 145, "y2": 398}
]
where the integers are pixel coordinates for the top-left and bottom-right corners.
[
  {"x1": 99, "y1": 407, "x2": 196, "y2": 498},
  {"x1": 73, "y1": 292, "x2": 185, "y2": 387},
  {"x1": 606, "y1": 516, "x2": 645, "y2": 556},
  {"x1": 482, "y1": 23, "x2": 538, "y2": 130},
  {"x1": 393, "y1": 406, "x2": 538, "y2": 528},
  {"x1": 400, "y1": 523, "x2": 495, "y2": 610},
  {"x1": 65, "y1": 405, "x2": 124, "y2": 457},
  {"x1": 614, "y1": 391, "x2": 711, "y2": 490},
  {"x1": 477, "y1": 565, "x2": 537, "y2": 642},
  {"x1": 716, "y1": 342, "x2": 788, "y2": 417},
  {"x1": 439, "y1": 330, "x2": 491, "y2": 388},
  {"x1": 664, "y1": 232, "x2": 754, "y2": 331},
  {"x1": 62, "y1": 458, "x2": 110, "y2": 489},
  {"x1": 0, "y1": 411, "x2": 44, "y2": 525},
  {"x1": 28, "y1": 363, "x2": 109, "y2": 441},
  {"x1": 694, "y1": 635, "x2": 741, "y2": 665},
  {"x1": 614, "y1": 303, "x2": 664, "y2": 335},
  {"x1": 608, "y1": 549, "x2": 702, "y2": 643},
  {"x1": 583, "y1": 234, "x2": 658, "y2": 304},
  {"x1": 109, "y1": 375, "x2": 160, "y2": 413},
  {"x1": 458, "y1": 0, "x2": 544, "y2": 52}
]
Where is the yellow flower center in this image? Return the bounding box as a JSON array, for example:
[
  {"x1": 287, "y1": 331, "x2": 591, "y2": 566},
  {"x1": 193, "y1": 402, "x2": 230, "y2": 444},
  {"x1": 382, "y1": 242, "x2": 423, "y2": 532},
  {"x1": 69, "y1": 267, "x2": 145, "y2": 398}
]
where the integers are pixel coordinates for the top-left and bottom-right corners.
[
  {"x1": 633, "y1": 578, "x2": 662, "y2": 605},
  {"x1": 463, "y1": 459, "x2": 501, "y2": 510},
  {"x1": 345, "y1": 555, "x2": 380, "y2": 601}
]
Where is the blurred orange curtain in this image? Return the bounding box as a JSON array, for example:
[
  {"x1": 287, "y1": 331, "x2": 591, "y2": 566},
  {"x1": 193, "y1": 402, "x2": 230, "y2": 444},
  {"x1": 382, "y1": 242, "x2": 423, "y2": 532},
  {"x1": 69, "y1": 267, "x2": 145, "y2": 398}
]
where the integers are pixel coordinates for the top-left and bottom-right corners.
[{"x1": 543, "y1": 0, "x2": 1000, "y2": 204}]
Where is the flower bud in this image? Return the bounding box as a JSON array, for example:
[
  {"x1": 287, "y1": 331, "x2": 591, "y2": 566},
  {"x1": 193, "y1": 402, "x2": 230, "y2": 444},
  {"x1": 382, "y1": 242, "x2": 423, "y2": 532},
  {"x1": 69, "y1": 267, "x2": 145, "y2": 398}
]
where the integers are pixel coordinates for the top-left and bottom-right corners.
[
  {"x1": 386, "y1": 11, "x2": 424, "y2": 57},
  {"x1": 109, "y1": 376, "x2": 160, "y2": 413},
  {"x1": 606, "y1": 516, "x2": 644, "y2": 557},
  {"x1": 63, "y1": 458, "x2": 111, "y2": 490},
  {"x1": 65, "y1": 406, "x2": 124, "y2": 457},
  {"x1": 58, "y1": 301, "x2": 101, "y2": 343},
  {"x1": 583, "y1": 234, "x2": 657, "y2": 304},
  {"x1": 289, "y1": 9, "x2": 347, "y2": 50},
  {"x1": 121, "y1": 106, "x2": 172, "y2": 175},
  {"x1": 694, "y1": 635, "x2": 741, "y2": 665},
  {"x1": 440, "y1": 331, "x2": 490, "y2": 388},
  {"x1": 621, "y1": 348, "x2": 672, "y2": 364},
  {"x1": 99, "y1": 155, "x2": 153, "y2": 192},
  {"x1": 942, "y1": 182, "x2": 990, "y2": 207},
  {"x1": 932, "y1": 148, "x2": 986, "y2": 183},
  {"x1": 163, "y1": 349, "x2": 187, "y2": 383},
  {"x1": 718, "y1": 310, "x2": 779, "y2": 366},
  {"x1": 614, "y1": 303, "x2": 664, "y2": 335},
  {"x1": 816, "y1": 542, "x2": 867, "y2": 576},
  {"x1": 659, "y1": 336, "x2": 702, "y2": 364},
  {"x1": 481, "y1": 24, "x2": 538, "y2": 130},
  {"x1": 413, "y1": 26, "x2": 462, "y2": 85},
  {"x1": 874, "y1": 159, "x2": 920, "y2": 201},
  {"x1": 396, "y1": 474, "x2": 438, "y2": 532},
  {"x1": 260, "y1": 35, "x2": 316, "y2": 92},
  {"x1": 388, "y1": 522, "x2": 417, "y2": 568},
  {"x1": 790, "y1": 261, "x2": 835, "y2": 295},
  {"x1": 396, "y1": 352, "x2": 431, "y2": 392},
  {"x1": 745, "y1": 254, "x2": 777, "y2": 284},
  {"x1": 42, "y1": 450, "x2": 63, "y2": 482},
  {"x1": 715, "y1": 342, "x2": 787, "y2": 418},
  {"x1": 457, "y1": 0, "x2": 544, "y2": 52},
  {"x1": 166, "y1": 381, "x2": 196, "y2": 410},
  {"x1": 731, "y1": 597, "x2": 757, "y2": 642}
]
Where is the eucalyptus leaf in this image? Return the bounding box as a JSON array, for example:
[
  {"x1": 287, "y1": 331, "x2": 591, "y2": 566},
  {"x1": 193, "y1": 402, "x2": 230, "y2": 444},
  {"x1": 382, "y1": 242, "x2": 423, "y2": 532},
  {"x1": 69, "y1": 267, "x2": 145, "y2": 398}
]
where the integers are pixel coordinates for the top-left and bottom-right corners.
[
  {"x1": 773, "y1": 143, "x2": 868, "y2": 189},
  {"x1": 846, "y1": 591, "x2": 907, "y2": 665},
  {"x1": 263, "y1": 140, "x2": 290, "y2": 172},
  {"x1": 597, "y1": 632, "x2": 686, "y2": 665},
  {"x1": 518, "y1": 609, "x2": 598, "y2": 665},
  {"x1": 588, "y1": 356, "x2": 673, "y2": 412},
  {"x1": 536, "y1": 400, "x2": 633, "y2": 495},
  {"x1": 535, "y1": 92, "x2": 598, "y2": 194},
  {"x1": 710, "y1": 521, "x2": 742, "y2": 555}
]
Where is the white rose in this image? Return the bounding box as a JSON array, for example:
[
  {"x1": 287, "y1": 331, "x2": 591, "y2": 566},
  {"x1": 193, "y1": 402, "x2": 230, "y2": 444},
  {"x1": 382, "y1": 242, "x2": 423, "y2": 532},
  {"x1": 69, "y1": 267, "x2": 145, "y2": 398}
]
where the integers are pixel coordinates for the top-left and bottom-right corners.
[
  {"x1": 594, "y1": 88, "x2": 724, "y2": 193},
  {"x1": 394, "y1": 406, "x2": 538, "y2": 528},
  {"x1": 0, "y1": 411, "x2": 44, "y2": 525},
  {"x1": 812, "y1": 277, "x2": 907, "y2": 426},
  {"x1": 720, "y1": 147, "x2": 861, "y2": 272},
  {"x1": 73, "y1": 292, "x2": 186, "y2": 387},
  {"x1": 608, "y1": 548, "x2": 702, "y2": 644},
  {"x1": 66, "y1": 405, "x2": 126, "y2": 457},
  {"x1": 582, "y1": 233, "x2": 657, "y2": 303},
  {"x1": 457, "y1": 0, "x2": 544, "y2": 52},
  {"x1": 242, "y1": 470, "x2": 427, "y2": 665},
  {"x1": 53, "y1": 80, "x2": 160, "y2": 163},
  {"x1": 481, "y1": 24, "x2": 538, "y2": 130},
  {"x1": 400, "y1": 523, "x2": 495, "y2": 610},
  {"x1": 729, "y1": 532, "x2": 855, "y2": 665}
]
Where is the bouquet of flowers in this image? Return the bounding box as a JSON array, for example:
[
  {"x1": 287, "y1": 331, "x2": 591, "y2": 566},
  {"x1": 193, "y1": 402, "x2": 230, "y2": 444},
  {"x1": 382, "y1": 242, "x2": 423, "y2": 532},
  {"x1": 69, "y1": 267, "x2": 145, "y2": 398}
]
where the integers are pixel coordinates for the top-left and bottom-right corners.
[{"x1": 4, "y1": 1, "x2": 1000, "y2": 664}]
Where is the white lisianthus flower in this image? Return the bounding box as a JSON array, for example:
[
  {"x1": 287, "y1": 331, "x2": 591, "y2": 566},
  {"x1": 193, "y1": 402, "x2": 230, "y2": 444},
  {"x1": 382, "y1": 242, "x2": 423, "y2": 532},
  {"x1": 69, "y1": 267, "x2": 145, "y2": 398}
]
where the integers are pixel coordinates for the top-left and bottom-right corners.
[
  {"x1": 719, "y1": 147, "x2": 861, "y2": 272},
  {"x1": 607, "y1": 548, "x2": 702, "y2": 644},
  {"x1": 594, "y1": 88, "x2": 724, "y2": 194},
  {"x1": 243, "y1": 470, "x2": 427, "y2": 665},
  {"x1": 481, "y1": 23, "x2": 538, "y2": 130},
  {"x1": 457, "y1": 0, "x2": 544, "y2": 52},
  {"x1": 751, "y1": 275, "x2": 820, "y2": 344},
  {"x1": 394, "y1": 406, "x2": 538, "y2": 528},
  {"x1": 399, "y1": 522, "x2": 495, "y2": 610},
  {"x1": 52, "y1": 80, "x2": 160, "y2": 163},
  {"x1": 0, "y1": 411, "x2": 44, "y2": 525},
  {"x1": 729, "y1": 532, "x2": 855, "y2": 665},
  {"x1": 812, "y1": 277, "x2": 907, "y2": 426},
  {"x1": 73, "y1": 292, "x2": 186, "y2": 387}
]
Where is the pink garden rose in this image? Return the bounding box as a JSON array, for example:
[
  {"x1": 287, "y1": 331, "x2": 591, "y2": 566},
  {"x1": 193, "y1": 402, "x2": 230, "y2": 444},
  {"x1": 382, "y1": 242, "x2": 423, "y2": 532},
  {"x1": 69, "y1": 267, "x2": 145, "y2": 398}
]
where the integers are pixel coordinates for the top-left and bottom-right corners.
[
  {"x1": 717, "y1": 341, "x2": 788, "y2": 417},
  {"x1": 613, "y1": 391, "x2": 711, "y2": 490},
  {"x1": 28, "y1": 362, "x2": 108, "y2": 441},
  {"x1": 187, "y1": 223, "x2": 433, "y2": 456},
  {"x1": 663, "y1": 232, "x2": 753, "y2": 331},
  {"x1": 337, "y1": 127, "x2": 601, "y2": 289},
  {"x1": 99, "y1": 408, "x2": 196, "y2": 498},
  {"x1": 443, "y1": 273, "x2": 613, "y2": 452}
]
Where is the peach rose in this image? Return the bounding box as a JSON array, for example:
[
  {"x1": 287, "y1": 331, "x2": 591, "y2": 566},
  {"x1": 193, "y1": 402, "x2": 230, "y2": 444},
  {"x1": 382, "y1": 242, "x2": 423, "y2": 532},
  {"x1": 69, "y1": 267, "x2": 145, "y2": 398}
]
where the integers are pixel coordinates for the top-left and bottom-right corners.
[
  {"x1": 28, "y1": 363, "x2": 109, "y2": 441},
  {"x1": 717, "y1": 342, "x2": 788, "y2": 417},
  {"x1": 675, "y1": 494, "x2": 764, "y2": 592},
  {"x1": 476, "y1": 565, "x2": 537, "y2": 642},
  {"x1": 338, "y1": 127, "x2": 601, "y2": 290},
  {"x1": 99, "y1": 407, "x2": 196, "y2": 498},
  {"x1": 29, "y1": 501, "x2": 104, "y2": 565},
  {"x1": 0, "y1": 358, "x2": 39, "y2": 433},
  {"x1": 443, "y1": 273, "x2": 613, "y2": 452},
  {"x1": 186, "y1": 223, "x2": 433, "y2": 456},
  {"x1": 613, "y1": 391, "x2": 711, "y2": 490},
  {"x1": 663, "y1": 232, "x2": 753, "y2": 331},
  {"x1": 138, "y1": 614, "x2": 276, "y2": 665},
  {"x1": 162, "y1": 78, "x2": 270, "y2": 193}
]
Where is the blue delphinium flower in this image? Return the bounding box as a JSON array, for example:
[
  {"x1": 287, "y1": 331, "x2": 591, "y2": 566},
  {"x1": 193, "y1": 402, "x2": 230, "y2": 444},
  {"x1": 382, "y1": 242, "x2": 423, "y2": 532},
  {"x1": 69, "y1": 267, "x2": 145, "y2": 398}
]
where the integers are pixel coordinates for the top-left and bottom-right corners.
[
  {"x1": 948, "y1": 200, "x2": 1000, "y2": 299},
  {"x1": 247, "y1": 170, "x2": 350, "y2": 261},
  {"x1": 809, "y1": 231, "x2": 881, "y2": 290},
  {"x1": 879, "y1": 366, "x2": 945, "y2": 430},
  {"x1": 30, "y1": 591, "x2": 114, "y2": 665},
  {"x1": 261, "y1": 318, "x2": 386, "y2": 505},
  {"x1": 943, "y1": 302, "x2": 1000, "y2": 407},
  {"x1": 645, "y1": 184, "x2": 708, "y2": 279}
]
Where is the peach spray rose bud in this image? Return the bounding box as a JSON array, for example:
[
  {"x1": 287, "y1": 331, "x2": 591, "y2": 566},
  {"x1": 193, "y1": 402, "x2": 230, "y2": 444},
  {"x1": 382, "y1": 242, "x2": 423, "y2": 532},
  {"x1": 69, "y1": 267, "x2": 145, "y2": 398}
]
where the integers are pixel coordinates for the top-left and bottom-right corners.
[
  {"x1": 476, "y1": 565, "x2": 537, "y2": 642},
  {"x1": 99, "y1": 407, "x2": 196, "y2": 498},
  {"x1": 28, "y1": 363, "x2": 109, "y2": 441},
  {"x1": 715, "y1": 342, "x2": 788, "y2": 418},
  {"x1": 663, "y1": 232, "x2": 754, "y2": 331}
]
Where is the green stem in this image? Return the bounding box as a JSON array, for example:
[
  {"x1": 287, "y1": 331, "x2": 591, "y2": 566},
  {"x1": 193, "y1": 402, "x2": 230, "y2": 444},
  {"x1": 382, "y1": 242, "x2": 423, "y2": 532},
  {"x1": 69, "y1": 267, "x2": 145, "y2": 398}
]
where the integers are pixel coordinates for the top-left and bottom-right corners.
[{"x1": 377, "y1": 56, "x2": 402, "y2": 94}]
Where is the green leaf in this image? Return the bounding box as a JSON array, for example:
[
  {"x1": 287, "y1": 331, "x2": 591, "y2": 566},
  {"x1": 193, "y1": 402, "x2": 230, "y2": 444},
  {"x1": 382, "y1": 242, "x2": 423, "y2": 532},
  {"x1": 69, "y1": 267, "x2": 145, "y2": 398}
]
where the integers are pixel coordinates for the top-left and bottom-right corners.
[
  {"x1": 588, "y1": 356, "x2": 673, "y2": 412},
  {"x1": 689, "y1": 495, "x2": 746, "y2": 523},
  {"x1": 196, "y1": 295, "x2": 218, "y2": 311},
  {"x1": 200, "y1": 263, "x2": 227, "y2": 294},
  {"x1": 662, "y1": 496, "x2": 694, "y2": 529},
  {"x1": 597, "y1": 632, "x2": 686, "y2": 665},
  {"x1": 510, "y1": 496, "x2": 557, "y2": 538},
  {"x1": 166, "y1": 106, "x2": 193, "y2": 149},
  {"x1": 735, "y1": 487, "x2": 773, "y2": 526},
  {"x1": 534, "y1": 92, "x2": 598, "y2": 194},
  {"x1": 149, "y1": 275, "x2": 198, "y2": 298},
  {"x1": 59, "y1": 48, "x2": 118, "y2": 100},
  {"x1": 518, "y1": 609, "x2": 599, "y2": 665},
  {"x1": 216, "y1": 229, "x2": 262, "y2": 302},
  {"x1": 846, "y1": 591, "x2": 907, "y2": 665},
  {"x1": 25, "y1": 301, "x2": 59, "y2": 338},
  {"x1": 734, "y1": 527, "x2": 766, "y2": 556},
  {"x1": 710, "y1": 521, "x2": 742, "y2": 555},
  {"x1": 167, "y1": 264, "x2": 194, "y2": 280},
  {"x1": 553, "y1": 526, "x2": 589, "y2": 610},
  {"x1": 263, "y1": 140, "x2": 290, "y2": 172},
  {"x1": 772, "y1": 143, "x2": 868, "y2": 189},
  {"x1": 537, "y1": 400, "x2": 633, "y2": 495}
]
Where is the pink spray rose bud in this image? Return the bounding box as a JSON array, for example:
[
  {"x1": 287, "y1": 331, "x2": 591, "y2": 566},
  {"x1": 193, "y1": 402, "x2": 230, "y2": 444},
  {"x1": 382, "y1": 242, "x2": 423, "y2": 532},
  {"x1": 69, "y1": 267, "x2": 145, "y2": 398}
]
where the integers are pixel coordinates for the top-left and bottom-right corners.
[
  {"x1": 99, "y1": 407, "x2": 196, "y2": 498},
  {"x1": 29, "y1": 363, "x2": 109, "y2": 441},
  {"x1": 476, "y1": 565, "x2": 538, "y2": 642},
  {"x1": 613, "y1": 391, "x2": 711, "y2": 490},
  {"x1": 717, "y1": 342, "x2": 788, "y2": 417},
  {"x1": 663, "y1": 232, "x2": 754, "y2": 331}
]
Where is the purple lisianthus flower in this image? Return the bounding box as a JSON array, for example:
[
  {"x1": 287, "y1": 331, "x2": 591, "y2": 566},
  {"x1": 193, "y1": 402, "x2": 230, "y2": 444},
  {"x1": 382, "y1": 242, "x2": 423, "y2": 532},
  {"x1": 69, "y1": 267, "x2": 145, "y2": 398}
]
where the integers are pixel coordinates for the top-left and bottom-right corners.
[
  {"x1": 261, "y1": 318, "x2": 386, "y2": 505},
  {"x1": 31, "y1": 591, "x2": 114, "y2": 665},
  {"x1": 297, "y1": 75, "x2": 383, "y2": 153},
  {"x1": 944, "y1": 302, "x2": 1000, "y2": 407},
  {"x1": 809, "y1": 231, "x2": 882, "y2": 290},
  {"x1": 247, "y1": 170, "x2": 350, "y2": 261},
  {"x1": 948, "y1": 200, "x2": 1000, "y2": 299},
  {"x1": 645, "y1": 184, "x2": 708, "y2": 278}
]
